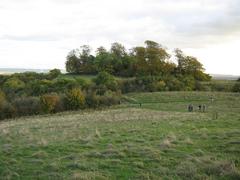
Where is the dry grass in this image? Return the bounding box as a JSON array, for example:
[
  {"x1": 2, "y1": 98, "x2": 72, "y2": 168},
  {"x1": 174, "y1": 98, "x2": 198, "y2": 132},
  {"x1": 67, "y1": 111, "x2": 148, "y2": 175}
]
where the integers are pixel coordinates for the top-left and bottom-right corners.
[{"x1": 1, "y1": 92, "x2": 240, "y2": 179}]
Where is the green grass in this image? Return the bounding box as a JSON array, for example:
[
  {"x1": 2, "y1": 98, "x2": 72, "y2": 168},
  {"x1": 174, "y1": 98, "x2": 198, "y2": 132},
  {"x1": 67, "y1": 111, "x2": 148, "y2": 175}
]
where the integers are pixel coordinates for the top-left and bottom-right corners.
[
  {"x1": 58, "y1": 74, "x2": 97, "y2": 83},
  {"x1": 58, "y1": 74, "x2": 132, "y2": 83},
  {"x1": 1, "y1": 92, "x2": 240, "y2": 179}
]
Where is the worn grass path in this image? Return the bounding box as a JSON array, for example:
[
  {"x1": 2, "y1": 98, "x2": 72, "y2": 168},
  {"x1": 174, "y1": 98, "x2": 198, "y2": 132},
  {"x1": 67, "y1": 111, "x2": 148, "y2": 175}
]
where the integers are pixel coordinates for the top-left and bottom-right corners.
[{"x1": 0, "y1": 92, "x2": 240, "y2": 179}]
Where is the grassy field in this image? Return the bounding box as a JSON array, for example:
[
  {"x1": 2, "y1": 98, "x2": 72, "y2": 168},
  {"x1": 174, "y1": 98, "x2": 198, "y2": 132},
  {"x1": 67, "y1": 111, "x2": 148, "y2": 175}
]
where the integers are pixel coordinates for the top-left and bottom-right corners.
[{"x1": 0, "y1": 92, "x2": 240, "y2": 179}]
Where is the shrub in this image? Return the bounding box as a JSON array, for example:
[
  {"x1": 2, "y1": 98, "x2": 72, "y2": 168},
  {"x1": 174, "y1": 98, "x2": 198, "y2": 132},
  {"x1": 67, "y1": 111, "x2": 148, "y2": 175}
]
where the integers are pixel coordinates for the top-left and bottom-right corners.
[
  {"x1": 3, "y1": 77, "x2": 25, "y2": 95},
  {"x1": 155, "y1": 80, "x2": 166, "y2": 91},
  {"x1": 232, "y1": 82, "x2": 240, "y2": 92},
  {"x1": 52, "y1": 78, "x2": 79, "y2": 92},
  {"x1": 85, "y1": 93, "x2": 100, "y2": 109},
  {"x1": 0, "y1": 90, "x2": 6, "y2": 108},
  {"x1": 165, "y1": 77, "x2": 184, "y2": 91},
  {"x1": 0, "y1": 102, "x2": 16, "y2": 120},
  {"x1": 54, "y1": 94, "x2": 67, "y2": 112},
  {"x1": 40, "y1": 94, "x2": 60, "y2": 113},
  {"x1": 27, "y1": 79, "x2": 53, "y2": 96},
  {"x1": 211, "y1": 82, "x2": 232, "y2": 92},
  {"x1": 66, "y1": 88, "x2": 85, "y2": 110},
  {"x1": 118, "y1": 79, "x2": 137, "y2": 93},
  {"x1": 98, "y1": 91, "x2": 121, "y2": 106},
  {"x1": 195, "y1": 81, "x2": 211, "y2": 91},
  {"x1": 48, "y1": 69, "x2": 61, "y2": 79},
  {"x1": 94, "y1": 71, "x2": 118, "y2": 91},
  {"x1": 13, "y1": 97, "x2": 41, "y2": 116}
]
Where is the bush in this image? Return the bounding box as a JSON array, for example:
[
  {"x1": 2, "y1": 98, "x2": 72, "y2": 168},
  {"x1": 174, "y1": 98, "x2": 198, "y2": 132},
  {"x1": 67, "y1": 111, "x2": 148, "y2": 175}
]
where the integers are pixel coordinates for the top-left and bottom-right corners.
[
  {"x1": 232, "y1": 83, "x2": 240, "y2": 92},
  {"x1": 40, "y1": 94, "x2": 61, "y2": 113},
  {"x1": 0, "y1": 90, "x2": 6, "y2": 108},
  {"x1": 195, "y1": 81, "x2": 211, "y2": 91},
  {"x1": 66, "y1": 88, "x2": 85, "y2": 110},
  {"x1": 27, "y1": 79, "x2": 53, "y2": 96},
  {"x1": 94, "y1": 71, "x2": 118, "y2": 91},
  {"x1": 3, "y1": 77, "x2": 25, "y2": 95},
  {"x1": 85, "y1": 93, "x2": 100, "y2": 109},
  {"x1": 164, "y1": 77, "x2": 184, "y2": 91},
  {"x1": 13, "y1": 97, "x2": 41, "y2": 116},
  {"x1": 48, "y1": 69, "x2": 61, "y2": 79},
  {"x1": 98, "y1": 91, "x2": 121, "y2": 106},
  {"x1": 0, "y1": 102, "x2": 16, "y2": 120},
  {"x1": 211, "y1": 82, "x2": 232, "y2": 92}
]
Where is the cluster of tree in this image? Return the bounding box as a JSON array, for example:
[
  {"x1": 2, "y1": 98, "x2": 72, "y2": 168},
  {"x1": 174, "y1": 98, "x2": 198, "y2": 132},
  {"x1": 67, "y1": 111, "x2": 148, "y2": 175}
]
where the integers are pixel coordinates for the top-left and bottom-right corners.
[
  {"x1": 0, "y1": 68, "x2": 239, "y2": 120},
  {"x1": 66, "y1": 40, "x2": 211, "y2": 81},
  {"x1": 1, "y1": 40, "x2": 239, "y2": 120},
  {"x1": 0, "y1": 70, "x2": 121, "y2": 120},
  {"x1": 0, "y1": 88, "x2": 120, "y2": 120}
]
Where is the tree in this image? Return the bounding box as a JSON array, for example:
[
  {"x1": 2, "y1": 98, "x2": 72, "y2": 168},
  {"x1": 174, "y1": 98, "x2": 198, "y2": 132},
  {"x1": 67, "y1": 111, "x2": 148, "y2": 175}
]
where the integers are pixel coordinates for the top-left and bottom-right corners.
[
  {"x1": 174, "y1": 49, "x2": 211, "y2": 81},
  {"x1": 48, "y1": 69, "x2": 61, "y2": 79},
  {"x1": 133, "y1": 41, "x2": 170, "y2": 76},
  {"x1": 134, "y1": 46, "x2": 148, "y2": 76},
  {"x1": 95, "y1": 47, "x2": 114, "y2": 74},
  {"x1": 66, "y1": 50, "x2": 80, "y2": 73},
  {"x1": 78, "y1": 45, "x2": 96, "y2": 74},
  {"x1": 145, "y1": 40, "x2": 170, "y2": 75},
  {"x1": 110, "y1": 42, "x2": 126, "y2": 58},
  {"x1": 65, "y1": 46, "x2": 96, "y2": 74},
  {"x1": 174, "y1": 48, "x2": 185, "y2": 73}
]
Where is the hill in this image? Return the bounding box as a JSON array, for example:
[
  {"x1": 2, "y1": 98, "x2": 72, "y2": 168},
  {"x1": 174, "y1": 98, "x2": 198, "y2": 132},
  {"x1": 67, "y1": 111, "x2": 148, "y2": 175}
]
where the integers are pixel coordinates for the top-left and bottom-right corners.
[
  {"x1": 211, "y1": 74, "x2": 240, "y2": 80},
  {"x1": 0, "y1": 91, "x2": 240, "y2": 179}
]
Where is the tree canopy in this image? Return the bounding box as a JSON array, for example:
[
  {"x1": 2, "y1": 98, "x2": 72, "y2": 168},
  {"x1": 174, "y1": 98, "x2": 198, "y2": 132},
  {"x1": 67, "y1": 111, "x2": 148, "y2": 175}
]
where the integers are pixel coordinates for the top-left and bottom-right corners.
[{"x1": 65, "y1": 40, "x2": 211, "y2": 81}]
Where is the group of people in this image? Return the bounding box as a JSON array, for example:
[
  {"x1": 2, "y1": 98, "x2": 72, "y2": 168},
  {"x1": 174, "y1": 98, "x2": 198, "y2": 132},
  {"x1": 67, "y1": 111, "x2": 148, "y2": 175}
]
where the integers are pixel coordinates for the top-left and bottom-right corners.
[{"x1": 188, "y1": 104, "x2": 206, "y2": 112}]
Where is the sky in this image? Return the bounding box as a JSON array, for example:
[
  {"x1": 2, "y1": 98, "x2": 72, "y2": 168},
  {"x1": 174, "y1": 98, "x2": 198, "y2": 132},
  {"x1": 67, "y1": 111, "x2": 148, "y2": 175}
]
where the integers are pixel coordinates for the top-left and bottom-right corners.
[{"x1": 0, "y1": 0, "x2": 240, "y2": 75}]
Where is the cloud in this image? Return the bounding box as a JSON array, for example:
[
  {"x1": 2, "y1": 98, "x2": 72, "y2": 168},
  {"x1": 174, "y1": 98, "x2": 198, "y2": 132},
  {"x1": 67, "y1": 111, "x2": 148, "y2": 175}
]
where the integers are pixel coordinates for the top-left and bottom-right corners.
[
  {"x1": 0, "y1": 0, "x2": 239, "y2": 74},
  {"x1": 0, "y1": 35, "x2": 60, "y2": 42}
]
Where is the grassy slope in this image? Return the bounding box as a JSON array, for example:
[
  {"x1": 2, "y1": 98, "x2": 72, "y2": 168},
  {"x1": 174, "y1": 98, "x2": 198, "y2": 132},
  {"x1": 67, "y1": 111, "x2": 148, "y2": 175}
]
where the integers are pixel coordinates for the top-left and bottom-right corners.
[{"x1": 0, "y1": 92, "x2": 240, "y2": 179}]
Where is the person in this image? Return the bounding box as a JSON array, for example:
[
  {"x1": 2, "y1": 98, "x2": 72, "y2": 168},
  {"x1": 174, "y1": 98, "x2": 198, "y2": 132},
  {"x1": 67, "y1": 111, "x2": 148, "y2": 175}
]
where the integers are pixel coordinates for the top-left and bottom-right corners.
[
  {"x1": 202, "y1": 104, "x2": 206, "y2": 112},
  {"x1": 198, "y1": 105, "x2": 202, "y2": 112},
  {"x1": 210, "y1": 97, "x2": 214, "y2": 103},
  {"x1": 188, "y1": 104, "x2": 193, "y2": 112},
  {"x1": 188, "y1": 104, "x2": 191, "y2": 112}
]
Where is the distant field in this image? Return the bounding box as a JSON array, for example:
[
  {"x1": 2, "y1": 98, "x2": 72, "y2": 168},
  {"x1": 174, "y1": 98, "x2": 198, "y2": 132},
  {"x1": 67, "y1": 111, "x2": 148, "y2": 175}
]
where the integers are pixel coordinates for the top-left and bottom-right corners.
[
  {"x1": 0, "y1": 68, "x2": 51, "y2": 75},
  {"x1": 0, "y1": 91, "x2": 240, "y2": 179}
]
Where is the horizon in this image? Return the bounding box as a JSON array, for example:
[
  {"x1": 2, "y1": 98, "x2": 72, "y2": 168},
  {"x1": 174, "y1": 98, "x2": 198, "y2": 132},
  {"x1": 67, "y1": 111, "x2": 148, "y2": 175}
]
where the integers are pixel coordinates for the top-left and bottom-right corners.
[
  {"x1": 0, "y1": 0, "x2": 240, "y2": 75},
  {"x1": 0, "y1": 67, "x2": 239, "y2": 77}
]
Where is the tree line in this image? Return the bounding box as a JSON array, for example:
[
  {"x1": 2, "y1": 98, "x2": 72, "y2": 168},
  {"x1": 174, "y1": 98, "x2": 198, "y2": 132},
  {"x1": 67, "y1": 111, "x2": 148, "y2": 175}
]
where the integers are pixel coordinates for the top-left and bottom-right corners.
[{"x1": 66, "y1": 40, "x2": 211, "y2": 81}]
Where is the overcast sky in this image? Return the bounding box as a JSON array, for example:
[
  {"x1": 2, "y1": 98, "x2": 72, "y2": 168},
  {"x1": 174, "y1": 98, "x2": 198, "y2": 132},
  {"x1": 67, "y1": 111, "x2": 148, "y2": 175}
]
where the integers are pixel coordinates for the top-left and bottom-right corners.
[{"x1": 0, "y1": 0, "x2": 240, "y2": 75}]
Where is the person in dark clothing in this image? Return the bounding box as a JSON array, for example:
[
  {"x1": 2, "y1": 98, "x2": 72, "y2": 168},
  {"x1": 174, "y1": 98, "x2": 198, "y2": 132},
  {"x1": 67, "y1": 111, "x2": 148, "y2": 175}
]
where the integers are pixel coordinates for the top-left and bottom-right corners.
[
  {"x1": 188, "y1": 104, "x2": 193, "y2": 112},
  {"x1": 198, "y1": 105, "x2": 202, "y2": 112}
]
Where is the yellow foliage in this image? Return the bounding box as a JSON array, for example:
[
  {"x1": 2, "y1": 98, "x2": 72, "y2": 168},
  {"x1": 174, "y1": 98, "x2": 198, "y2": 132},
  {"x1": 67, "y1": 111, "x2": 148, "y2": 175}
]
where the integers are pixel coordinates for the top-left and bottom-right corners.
[
  {"x1": 0, "y1": 90, "x2": 6, "y2": 108},
  {"x1": 40, "y1": 94, "x2": 60, "y2": 113},
  {"x1": 66, "y1": 88, "x2": 85, "y2": 110}
]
